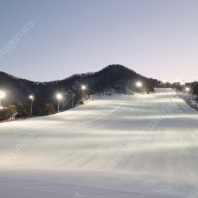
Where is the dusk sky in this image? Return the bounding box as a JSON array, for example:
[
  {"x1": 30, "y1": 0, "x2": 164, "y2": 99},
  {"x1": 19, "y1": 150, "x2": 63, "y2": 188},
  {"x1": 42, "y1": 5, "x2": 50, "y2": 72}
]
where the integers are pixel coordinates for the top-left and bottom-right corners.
[{"x1": 0, "y1": 0, "x2": 197, "y2": 82}]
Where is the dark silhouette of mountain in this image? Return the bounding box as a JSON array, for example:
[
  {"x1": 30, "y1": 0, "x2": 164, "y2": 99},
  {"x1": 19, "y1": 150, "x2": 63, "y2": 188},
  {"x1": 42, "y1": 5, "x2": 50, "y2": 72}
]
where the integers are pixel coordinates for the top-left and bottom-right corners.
[{"x1": 0, "y1": 65, "x2": 159, "y2": 109}]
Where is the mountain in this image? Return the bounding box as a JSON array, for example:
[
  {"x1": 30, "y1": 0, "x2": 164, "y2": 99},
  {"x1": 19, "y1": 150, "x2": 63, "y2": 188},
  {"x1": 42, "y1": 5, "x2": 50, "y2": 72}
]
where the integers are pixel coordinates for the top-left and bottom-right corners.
[{"x1": 0, "y1": 65, "x2": 159, "y2": 109}]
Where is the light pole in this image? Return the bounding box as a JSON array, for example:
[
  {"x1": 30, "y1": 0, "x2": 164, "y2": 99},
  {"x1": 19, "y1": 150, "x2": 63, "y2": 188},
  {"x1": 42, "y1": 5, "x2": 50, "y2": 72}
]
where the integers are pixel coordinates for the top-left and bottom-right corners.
[
  {"x1": 136, "y1": 82, "x2": 142, "y2": 93},
  {"x1": 185, "y1": 87, "x2": 191, "y2": 99},
  {"x1": 180, "y1": 81, "x2": 185, "y2": 96},
  {"x1": 29, "y1": 95, "x2": 34, "y2": 115},
  {"x1": 71, "y1": 93, "x2": 75, "y2": 108},
  {"x1": 0, "y1": 91, "x2": 6, "y2": 110},
  {"x1": 56, "y1": 94, "x2": 63, "y2": 113},
  {"x1": 81, "y1": 85, "x2": 86, "y2": 99}
]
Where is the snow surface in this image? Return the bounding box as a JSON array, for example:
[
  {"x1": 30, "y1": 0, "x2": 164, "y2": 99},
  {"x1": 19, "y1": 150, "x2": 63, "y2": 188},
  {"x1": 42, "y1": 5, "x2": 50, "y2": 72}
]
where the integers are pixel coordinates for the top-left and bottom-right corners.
[{"x1": 0, "y1": 88, "x2": 198, "y2": 198}]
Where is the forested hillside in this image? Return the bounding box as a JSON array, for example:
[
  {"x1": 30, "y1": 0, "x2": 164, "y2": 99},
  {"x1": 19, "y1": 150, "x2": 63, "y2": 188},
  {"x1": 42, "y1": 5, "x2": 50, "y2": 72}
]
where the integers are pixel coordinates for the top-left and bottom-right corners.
[{"x1": 0, "y1": 65, "x2": 160, "y2": 114}]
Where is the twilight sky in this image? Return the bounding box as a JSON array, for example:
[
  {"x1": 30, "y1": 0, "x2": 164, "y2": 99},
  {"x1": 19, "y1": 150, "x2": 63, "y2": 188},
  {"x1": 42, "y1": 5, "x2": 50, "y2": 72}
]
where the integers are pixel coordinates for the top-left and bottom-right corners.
[{"x1": 0, "y1": 0, "x2": 197, "y2": 82}]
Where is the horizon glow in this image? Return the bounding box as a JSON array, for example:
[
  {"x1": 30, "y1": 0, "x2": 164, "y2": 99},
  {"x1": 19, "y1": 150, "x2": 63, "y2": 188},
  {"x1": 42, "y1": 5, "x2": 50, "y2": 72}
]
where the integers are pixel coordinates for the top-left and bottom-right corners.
[{"x1": 0, "y1": 0, "x2": 198, "y2": 83}]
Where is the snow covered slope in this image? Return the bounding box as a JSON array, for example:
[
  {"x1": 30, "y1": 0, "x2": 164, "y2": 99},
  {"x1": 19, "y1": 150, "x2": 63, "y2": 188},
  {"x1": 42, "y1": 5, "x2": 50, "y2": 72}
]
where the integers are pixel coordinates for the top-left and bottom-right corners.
[{"x1": 0, "y1": 88, "x2": 198, "y2": 198}]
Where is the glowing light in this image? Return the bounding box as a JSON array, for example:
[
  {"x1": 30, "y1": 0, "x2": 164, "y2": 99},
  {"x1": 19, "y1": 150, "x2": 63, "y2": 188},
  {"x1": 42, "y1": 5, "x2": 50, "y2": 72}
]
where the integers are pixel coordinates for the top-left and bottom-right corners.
[
  {"x1": 57, "y1": 94, "x2": 63, "y2": 100},
  {"x1": 136, "y1": 82, "x2": 142, "y2": 87},
  {"x1": 0, "y1": 91, "x2": 6, "y2": 99},
  {"x1": 185, "y1": 87, "x2": 190, "y2": 92},
  {"x1": 81, "y1": 85, "x2": 86, "y2": 90},
  {"x1": 29, "y1": 95, "x2": 34, "y2": 100}
]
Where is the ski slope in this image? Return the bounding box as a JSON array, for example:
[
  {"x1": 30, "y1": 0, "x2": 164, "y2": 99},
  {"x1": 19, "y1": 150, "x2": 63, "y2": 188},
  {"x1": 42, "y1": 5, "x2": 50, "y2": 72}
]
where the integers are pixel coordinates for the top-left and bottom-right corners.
[{"x1": 0, "y1": 88, "x2": 198, "y2": 198}]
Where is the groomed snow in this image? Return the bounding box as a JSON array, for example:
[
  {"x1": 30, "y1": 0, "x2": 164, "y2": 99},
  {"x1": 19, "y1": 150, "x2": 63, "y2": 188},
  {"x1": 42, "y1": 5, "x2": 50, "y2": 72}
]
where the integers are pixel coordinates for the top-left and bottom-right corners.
[{"x1": 0, "y1": 88, "x2": 198, "y2": 198}]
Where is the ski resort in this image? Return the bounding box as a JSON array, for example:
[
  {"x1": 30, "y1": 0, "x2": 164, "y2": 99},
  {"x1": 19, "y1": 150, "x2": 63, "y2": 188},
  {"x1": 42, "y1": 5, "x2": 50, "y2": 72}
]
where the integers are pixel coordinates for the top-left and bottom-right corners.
[
  {"x1": 0, "y1": 88, "x2": 198, "y2": 198},
  {"x1": 1, "y1": 1, "x2": 198, "y2": 197}
]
